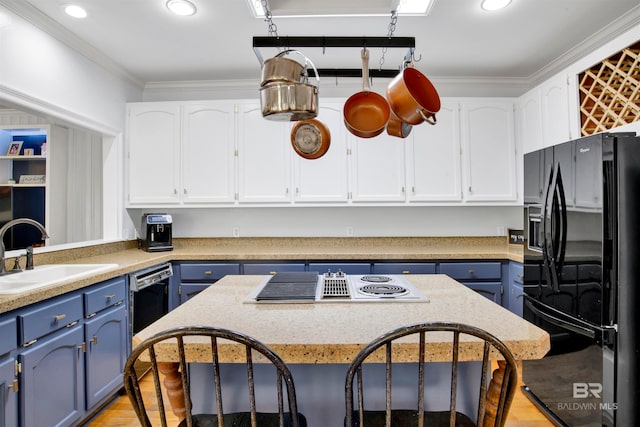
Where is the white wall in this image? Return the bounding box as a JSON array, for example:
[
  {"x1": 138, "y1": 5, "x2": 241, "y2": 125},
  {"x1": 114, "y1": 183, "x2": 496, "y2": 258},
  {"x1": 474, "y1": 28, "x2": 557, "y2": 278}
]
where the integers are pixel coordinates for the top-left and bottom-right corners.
[
  {"x1": 0, "y1": 4, "x2": 142, "y2": 244},
  {"x1": 127, "y1": 206, "x2": 523, "y2": 239}
]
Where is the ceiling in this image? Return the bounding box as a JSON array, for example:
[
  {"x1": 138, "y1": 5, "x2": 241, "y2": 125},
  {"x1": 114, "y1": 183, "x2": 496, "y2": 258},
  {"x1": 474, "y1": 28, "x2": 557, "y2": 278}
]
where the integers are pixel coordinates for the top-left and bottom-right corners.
[{"x1": 2, "y1": 0, "x2": 640, "y2": 90}]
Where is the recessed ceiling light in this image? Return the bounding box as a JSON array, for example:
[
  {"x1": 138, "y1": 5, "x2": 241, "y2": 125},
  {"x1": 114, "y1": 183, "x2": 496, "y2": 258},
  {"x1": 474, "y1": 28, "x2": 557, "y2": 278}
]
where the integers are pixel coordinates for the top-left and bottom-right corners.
[
  {"x1": 481, "y1": 0, "x2": 512, "y2": 11},
  {"x1": 63, "y1": 4, "x2": 88, "y2": 19},
  {"x1": 396, "y1": 0, "x2": 435, "y2": 15},
  {"x1": 166, "y1": 0, "x2": 197, "y2": 16}
]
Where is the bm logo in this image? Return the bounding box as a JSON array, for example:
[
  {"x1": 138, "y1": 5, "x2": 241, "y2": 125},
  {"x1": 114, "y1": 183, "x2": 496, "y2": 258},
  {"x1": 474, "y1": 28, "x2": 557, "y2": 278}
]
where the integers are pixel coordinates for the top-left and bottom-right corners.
[{"x1": 573, "y1": 383, "x2": 602, "y2": 399}]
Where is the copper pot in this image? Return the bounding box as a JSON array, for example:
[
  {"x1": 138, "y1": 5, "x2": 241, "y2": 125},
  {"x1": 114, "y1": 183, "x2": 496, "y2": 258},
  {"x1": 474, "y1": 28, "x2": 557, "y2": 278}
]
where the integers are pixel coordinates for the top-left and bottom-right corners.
[
  {"x1": 291, "y1": 119, "x2": 331, "y2": 159},
  {"x1": 386, "y1": 110, "x2": 412, "y2": 138},
  {"x1": 343, "y1": 48, "x2": 390, "y2": 138},
  {"x1": 386, "y1": 64, "x2": 440, "y2": 126}
]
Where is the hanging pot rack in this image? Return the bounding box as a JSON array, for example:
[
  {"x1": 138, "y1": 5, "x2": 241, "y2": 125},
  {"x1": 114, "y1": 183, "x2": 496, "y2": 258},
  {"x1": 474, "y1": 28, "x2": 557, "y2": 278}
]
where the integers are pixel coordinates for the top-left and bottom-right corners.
[{"x1": 252, "y1": 36, "x2": 416, "y2": 78}]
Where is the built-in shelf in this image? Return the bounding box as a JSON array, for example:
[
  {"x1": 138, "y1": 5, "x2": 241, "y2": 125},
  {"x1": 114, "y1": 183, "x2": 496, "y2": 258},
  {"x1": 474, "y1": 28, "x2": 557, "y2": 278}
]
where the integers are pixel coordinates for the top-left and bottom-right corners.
[{"x1": 0, "y1": 155, "x2": 46, "y2": 160}]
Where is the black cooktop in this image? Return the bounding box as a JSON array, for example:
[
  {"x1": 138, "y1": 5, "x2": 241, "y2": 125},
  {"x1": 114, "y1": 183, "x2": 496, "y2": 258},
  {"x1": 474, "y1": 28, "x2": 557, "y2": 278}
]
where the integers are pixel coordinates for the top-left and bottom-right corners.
[{"x1": 255, "y1": 271, "x2": 319, "y2": 301}]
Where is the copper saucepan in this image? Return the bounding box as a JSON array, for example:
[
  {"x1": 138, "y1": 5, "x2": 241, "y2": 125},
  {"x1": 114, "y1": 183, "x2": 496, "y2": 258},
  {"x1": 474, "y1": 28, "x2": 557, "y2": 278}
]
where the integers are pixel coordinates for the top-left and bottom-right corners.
[
  {"x1": 386, "y1": 110, "x2": 412, "y2": 138},
  {"x1": 291, "y1": 118, "x2": 331, "y2": 159},
  {"x1": 343, "y1": 48, "x2": 390, "y2": 138},
  {"x1": 387, "y1": 62, "x2": 440, "y2": 126}
]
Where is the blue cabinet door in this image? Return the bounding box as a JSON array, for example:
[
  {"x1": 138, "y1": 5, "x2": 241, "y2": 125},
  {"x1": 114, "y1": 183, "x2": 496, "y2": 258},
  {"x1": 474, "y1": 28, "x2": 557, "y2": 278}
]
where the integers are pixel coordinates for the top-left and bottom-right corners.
[
  {"x1": 464, "y1": 282, "x2": 502, "y2": 305},
  {"x1": 84, "y1": 304, "x2": 128, "y2": 409},
  {"x1": 0, "y1": 356, "x2": 18, "y2": 427},
  {"x1": 20, "y1": 326, "x2": 85, "y2": 427},
  {"x1": 508, "y1": 262, "x2": 524, "y2": 316},
  {"x1": 179, "y1": 283, "x2": 211, "y2": 305}
]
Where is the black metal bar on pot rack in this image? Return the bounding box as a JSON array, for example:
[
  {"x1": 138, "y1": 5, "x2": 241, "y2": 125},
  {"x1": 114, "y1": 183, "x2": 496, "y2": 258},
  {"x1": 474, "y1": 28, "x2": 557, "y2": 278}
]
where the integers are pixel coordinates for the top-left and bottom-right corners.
[{"x1": 252, "y1": 36, "x2": 415, "y2": 78}]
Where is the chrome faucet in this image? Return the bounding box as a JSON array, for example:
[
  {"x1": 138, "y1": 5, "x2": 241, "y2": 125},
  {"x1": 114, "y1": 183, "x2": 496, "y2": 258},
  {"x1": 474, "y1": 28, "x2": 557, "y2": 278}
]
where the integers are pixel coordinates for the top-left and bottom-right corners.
[{"x1": 0, "y1": 218, "x2": 49, "y2": 275}]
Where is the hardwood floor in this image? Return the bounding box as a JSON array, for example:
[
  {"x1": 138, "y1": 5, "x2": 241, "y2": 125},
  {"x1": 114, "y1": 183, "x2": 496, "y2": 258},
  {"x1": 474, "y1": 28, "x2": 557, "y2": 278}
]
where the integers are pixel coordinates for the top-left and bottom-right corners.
[{"x1": 86, "y1": 363, "x2": 553, "y2": 426}]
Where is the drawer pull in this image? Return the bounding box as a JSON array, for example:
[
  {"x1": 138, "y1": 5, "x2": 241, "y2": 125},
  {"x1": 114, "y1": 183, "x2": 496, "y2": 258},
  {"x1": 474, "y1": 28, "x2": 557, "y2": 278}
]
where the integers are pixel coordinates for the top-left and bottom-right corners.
[
  {"x1": 269, "y1": 271, "x2": 276, "y2": 275},
  {"x1": 402, "y1": 270, "x2": 410, "y2": 274},
  {"x1": 204, "y1": 271, "x2": 212, "y2": 275},
  {"x1": 517, "y1": 274, "x2": 524, "y2": 279},
  {"x1": 468, "y1": 269, "x2": 476, "y2": 274},
  {"x1": 106, "y1": 294, "x2": 116, "y2": 300},
  {"x1": 54, "y1": 314, "x2": 67, "y2": 322}
]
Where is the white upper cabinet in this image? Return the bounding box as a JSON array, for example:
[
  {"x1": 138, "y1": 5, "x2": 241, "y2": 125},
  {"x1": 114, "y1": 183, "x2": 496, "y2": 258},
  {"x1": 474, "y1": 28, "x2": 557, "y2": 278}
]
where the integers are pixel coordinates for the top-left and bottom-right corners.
[
  {"x1": 349, "y1": 130, "x2": 406, "y2": 202},
  {"x1": 182, "y1": 102, "x2": 235, "y2": 204},
  {"x1": 127, "y1": 103, "x2": 181, "y2": 204},
  {"x1": 406, "y1": 100, "x2": 462, "y2": 202},
  {"x1": 540, "y1": 74, "x2": 571, "y2": 147},
  {"x1": 237, "y1": 103, "x2": 291, "y2": 203},
  {"x1": 517, "y1": 88, "x2": 544, "y2": 154},
  {"x1": 461, "y1": 99, "x2": 517, "y2": 202},
  {"x1": 293, "y1": 102, "x2": 349, "y2": 203}
]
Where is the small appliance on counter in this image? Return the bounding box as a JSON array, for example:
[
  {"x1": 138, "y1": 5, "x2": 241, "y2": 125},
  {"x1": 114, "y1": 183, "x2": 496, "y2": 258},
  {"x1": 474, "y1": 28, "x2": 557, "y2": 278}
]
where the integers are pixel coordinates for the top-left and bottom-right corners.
[{"x1": 140, "y1": 213, "x2": 173, "y2": 252}]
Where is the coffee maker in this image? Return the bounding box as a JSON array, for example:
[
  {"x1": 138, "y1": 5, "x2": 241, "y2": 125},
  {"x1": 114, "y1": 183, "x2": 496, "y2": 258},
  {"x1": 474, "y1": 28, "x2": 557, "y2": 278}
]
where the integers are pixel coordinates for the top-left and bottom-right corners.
[{"x1": 140, "y1": 214, "x2": 173, "y2": 252}]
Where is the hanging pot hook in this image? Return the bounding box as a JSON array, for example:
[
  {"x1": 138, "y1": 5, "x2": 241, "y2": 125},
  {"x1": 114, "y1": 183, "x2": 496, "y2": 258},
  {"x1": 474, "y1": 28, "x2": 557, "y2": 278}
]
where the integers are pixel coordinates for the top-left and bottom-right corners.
[{"x1": 411, "y1": 50, "x2": 423, "y2": 63}]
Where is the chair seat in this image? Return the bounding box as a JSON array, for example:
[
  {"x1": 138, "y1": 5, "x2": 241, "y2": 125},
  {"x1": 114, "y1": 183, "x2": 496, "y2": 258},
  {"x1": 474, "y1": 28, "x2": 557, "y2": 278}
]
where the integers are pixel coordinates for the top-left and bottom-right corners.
[
  {"x1": 348, "y1": 410, "x2": 476, "y2": 427},
  {"x1": 178, "y1": 412, "x2": 308, "y2": 427}
]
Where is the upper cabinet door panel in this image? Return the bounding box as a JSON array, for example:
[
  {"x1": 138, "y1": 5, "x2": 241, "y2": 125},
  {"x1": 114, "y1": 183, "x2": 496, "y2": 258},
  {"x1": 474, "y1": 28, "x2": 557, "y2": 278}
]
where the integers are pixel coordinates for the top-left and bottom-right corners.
[
  {"x1": 350, "y1": 132, "x2": 406, "y2": 202},
  {"x1": 237, "y1": 104, "x2": 291, "y2": 203},
  {"x1": 293, "y1": 103, "x2": 349, "y2": 202},
  {"x1": 461, "y1": 100, "x2": 517, "y2": 202},
  {"x1": 517, "y1": 88, "x2": 544, "y2": 154},
  {"x1": 407, "y1": 100, "x2": 462, "y2": 202},
  {"x1": 182, "y1": 103, "x2": 235, "y2": 203},
  {"x1": 127, "y1": 104, "x2": 181, "y2": 204},
  {"x1": 541, "y1": 74, "x2": 571, "y2": 148}
]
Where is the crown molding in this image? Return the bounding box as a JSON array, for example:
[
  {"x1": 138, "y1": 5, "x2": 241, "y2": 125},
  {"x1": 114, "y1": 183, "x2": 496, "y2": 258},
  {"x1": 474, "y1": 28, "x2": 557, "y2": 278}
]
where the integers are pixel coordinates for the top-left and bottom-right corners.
[{"x1": 0, "y1": 0, "x2": 144, "y2": 89}]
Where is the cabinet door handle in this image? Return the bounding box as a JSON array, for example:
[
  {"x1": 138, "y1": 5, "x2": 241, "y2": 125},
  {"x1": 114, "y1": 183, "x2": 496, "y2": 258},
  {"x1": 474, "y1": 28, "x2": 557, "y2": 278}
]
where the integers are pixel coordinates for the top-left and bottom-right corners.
[
  {"x1": 54, "y1": 314, "x2": 67, "y2": 321},
  {"x1": 8, "y1": 379, "x2": 19, "y2": 393},
  {"x1": 92, "y1": 335, "x2": 98, "y2": 346}
]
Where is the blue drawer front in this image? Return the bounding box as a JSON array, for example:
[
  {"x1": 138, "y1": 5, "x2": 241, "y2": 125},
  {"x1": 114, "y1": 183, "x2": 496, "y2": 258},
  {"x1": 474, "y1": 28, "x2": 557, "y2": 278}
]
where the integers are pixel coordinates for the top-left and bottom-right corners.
[
  {"x1": 84, "y1": 277, "x2": 127, "y2": 316},
  {"x1": 180, "y1": 263, "x2": 240, "y2": 281},
  {"x1": 373, "y1": 263, "x2": 436, "y2": 275},
  {"x1": 509, "y1": 262, "x2": 524, "y2": 284},
  {"x1": 0, "y1": 316, "x2": 17, "y2": 355},
  {"x1": 308, "y1": 263, "x2": 371, "y2": 275},
  {"x1": 243, "y1": 263, "x2": 306, "y2": 275},
  {"x1": 439, "y1": 262, "x2": 501, "y2": 280},
  {"x1": 19, "y1": 294, "x2": 83, "y2": 344}
]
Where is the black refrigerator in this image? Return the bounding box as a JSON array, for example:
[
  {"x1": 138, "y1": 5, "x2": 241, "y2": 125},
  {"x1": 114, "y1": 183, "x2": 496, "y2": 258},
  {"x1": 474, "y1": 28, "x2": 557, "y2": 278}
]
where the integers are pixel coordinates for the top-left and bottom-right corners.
[{"x1": 522, "y1": 132, "x2": 640, "y2": 427}]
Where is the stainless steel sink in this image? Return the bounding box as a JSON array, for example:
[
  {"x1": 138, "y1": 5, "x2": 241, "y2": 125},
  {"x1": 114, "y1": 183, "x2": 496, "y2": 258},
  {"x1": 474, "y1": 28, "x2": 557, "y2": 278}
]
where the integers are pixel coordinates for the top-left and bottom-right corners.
[{"x1": 0, "y1": 264, "x2": 118, "y2": 294}]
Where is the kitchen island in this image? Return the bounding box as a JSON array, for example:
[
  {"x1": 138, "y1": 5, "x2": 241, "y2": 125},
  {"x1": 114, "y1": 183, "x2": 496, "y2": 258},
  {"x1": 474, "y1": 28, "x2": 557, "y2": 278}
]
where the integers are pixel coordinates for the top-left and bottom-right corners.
[{"x1": 133, "y1": 273, "x2": 549, "y2": 426}]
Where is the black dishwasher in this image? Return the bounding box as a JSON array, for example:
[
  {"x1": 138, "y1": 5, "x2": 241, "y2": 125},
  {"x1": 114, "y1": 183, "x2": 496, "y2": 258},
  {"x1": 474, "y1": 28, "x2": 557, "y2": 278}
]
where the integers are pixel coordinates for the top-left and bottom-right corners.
[{"x1": 129, "y1": 263, "x2": 173, "y2": 334}]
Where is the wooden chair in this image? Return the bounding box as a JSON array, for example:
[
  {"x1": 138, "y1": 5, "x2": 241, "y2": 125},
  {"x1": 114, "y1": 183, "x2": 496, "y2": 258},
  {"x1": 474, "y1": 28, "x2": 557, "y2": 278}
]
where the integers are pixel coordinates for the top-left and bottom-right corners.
[
  {"x1": 345, "y1": 322, "x2": 518, "y2": 427},
  {"x1": 123, "y1": 326, "x2": 307, "y2": 427}
]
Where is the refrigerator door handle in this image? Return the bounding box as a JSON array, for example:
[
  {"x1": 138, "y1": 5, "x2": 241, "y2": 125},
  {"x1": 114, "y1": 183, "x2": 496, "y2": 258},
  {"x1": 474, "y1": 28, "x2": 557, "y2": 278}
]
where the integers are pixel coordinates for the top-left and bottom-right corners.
[
  {"x1": 524, "y1": 296, "x2": 597, "y2": 340},
  {"x1": 543, "y1": 164, "x2": 561, "y2": 292},
  {"x1": 555, "y1": 164, "x2": 568, "y2": 273}
]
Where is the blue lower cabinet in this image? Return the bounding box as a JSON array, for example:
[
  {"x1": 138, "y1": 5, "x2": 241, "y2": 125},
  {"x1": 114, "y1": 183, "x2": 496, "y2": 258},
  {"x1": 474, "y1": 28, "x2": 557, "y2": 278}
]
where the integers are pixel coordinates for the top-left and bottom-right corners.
[
  {"x1": 0, "y1": 356, "x2": 17, "y2": 427},
  {"x1": 464, "y1": 282, "x2": 503, "y2": 305},
  {"x1": 84, "y1": 304, "x2": 128, "y2": 409},
  {"x1": 179, "y1": 283, "x2": 212, "y2": 305},
  {"x1": 242, "y1": 263, "x2": 306, "y2": 275},
  {"x1": 19, "y1": 326, "x2": 85, "y2": 427},
  {"x1": 508, "y1": 262, "x2": 524, "y2": 316},
  {"x1": 372, "y1": 263, "x2": 436, "y2": 275},
  {"x1": 308, "y1": 262, "x2": 371, "y2": 275}
]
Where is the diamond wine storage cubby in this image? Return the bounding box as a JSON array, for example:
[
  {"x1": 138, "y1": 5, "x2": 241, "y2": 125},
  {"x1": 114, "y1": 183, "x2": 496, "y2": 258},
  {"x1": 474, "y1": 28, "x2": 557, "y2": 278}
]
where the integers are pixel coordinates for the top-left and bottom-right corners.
[{"x1": 579, "y1": 41, "x2": 640, "y2": 136}]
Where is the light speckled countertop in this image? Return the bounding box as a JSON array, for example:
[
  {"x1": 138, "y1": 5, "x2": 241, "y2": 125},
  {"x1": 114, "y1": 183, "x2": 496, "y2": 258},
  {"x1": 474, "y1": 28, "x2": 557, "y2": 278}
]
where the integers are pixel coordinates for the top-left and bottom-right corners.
[
  {"x1": 0, "y1": 237, "x2": 523, "y2": 314},
  {"x1": 133, "y1": 274, "x2": 549, "y2": 363}
]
